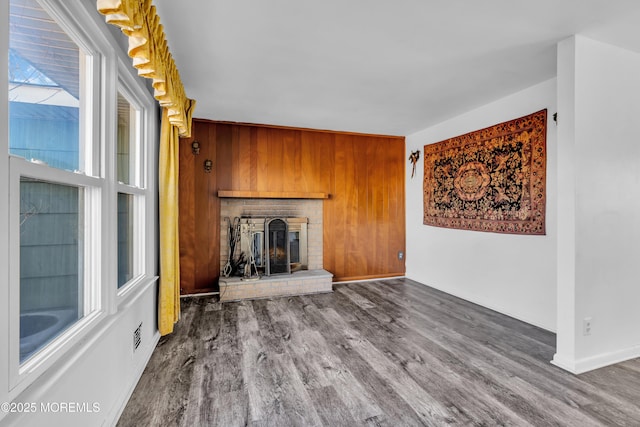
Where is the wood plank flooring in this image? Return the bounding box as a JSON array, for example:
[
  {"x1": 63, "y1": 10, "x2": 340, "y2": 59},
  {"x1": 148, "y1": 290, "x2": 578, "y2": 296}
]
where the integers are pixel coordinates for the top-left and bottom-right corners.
[{"x1": 117, "y1": 279, "x2": 640, "y2": 426}]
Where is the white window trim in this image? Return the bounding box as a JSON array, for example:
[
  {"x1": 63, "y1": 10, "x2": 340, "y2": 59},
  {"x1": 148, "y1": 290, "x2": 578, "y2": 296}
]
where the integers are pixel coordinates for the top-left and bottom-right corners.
[
  {"x1": 8, "y1": 158, "x2": 106, "y2": 389},
  {"x1": 114, "y1": 63, "x2": 157, "y2": 301},
  {"x1": 0, "y1": 0, "x2": 12, "y2": 399},
  {"x1": 115, "y1": 188, "x2": 145, "y2": 292},
  {"x1": 7, "y1": 0, "x2": 106, "y2": 389}
]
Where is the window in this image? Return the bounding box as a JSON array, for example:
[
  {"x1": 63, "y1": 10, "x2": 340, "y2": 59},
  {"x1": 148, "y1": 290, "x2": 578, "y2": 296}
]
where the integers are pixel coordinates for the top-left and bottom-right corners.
[
  {"x1": 117, "y1": 193, "x2": 134, "y2": 288},
  {"x1": 117, "y1": 92, "x2": 138, "y2": 185},
  {"x1": 9, "y1": 0, "x2": 101, "y2": 370},
  {"x1": 6, "y1": 0, "x2": 156, "y2": 389},
  {"x1": 116, "y1": 90, "x2": 143, "y2": 290},
  {"x1": 9, "y1": 0, "x2": 89, "y2": 173},
  {"x1": 19, "y1": 178, "x2": 84, "y2": 362}
]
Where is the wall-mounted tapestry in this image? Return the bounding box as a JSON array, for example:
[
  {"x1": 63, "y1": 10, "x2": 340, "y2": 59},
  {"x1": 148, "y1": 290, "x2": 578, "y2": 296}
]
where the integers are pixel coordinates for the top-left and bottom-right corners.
[{"x1": 423, "y1": 109, "x2": 546, "y2": 235}]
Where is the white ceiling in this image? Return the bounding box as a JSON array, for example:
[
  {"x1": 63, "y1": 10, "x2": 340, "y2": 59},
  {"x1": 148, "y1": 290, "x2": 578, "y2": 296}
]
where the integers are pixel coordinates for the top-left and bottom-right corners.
[{"x1": 153, "y1": 0, "x2": 640, "y2": 136}]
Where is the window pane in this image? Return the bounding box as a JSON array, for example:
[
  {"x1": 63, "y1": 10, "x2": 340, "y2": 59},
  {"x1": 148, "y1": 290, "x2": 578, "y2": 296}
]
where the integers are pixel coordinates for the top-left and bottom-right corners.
[
  {"x1": 117, "y1": 93, "x2": 136, "y2": 184},
  {"x1": 117, "y1": 193, "x2": 134, "y2": 288},
  {"x1": 9, "y1": 0, "x2": 84, "y2": 171},
  {"x1": 20, "y1": 178, "x2": 83, "y2": 362}
]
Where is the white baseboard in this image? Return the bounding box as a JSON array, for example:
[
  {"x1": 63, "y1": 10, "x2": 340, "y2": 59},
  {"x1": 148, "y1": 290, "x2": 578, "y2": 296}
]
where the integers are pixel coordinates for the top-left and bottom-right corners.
[
  {"x1": 550, "y1": 353, "x2": 579, "y2": 374},
  {"x1": 106, "y1": 331, "x2": 161, "y2": 426},
  {"x1": 407, "y1": 278, "x2": 555, "y2": 332},
  {"x1": 552, "y1": 344, "x2": 640, "y2": 374}
]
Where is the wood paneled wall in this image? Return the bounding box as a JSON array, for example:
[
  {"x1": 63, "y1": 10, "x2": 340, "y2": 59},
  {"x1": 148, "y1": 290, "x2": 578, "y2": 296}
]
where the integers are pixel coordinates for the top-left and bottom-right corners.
[
  {"x1": 178, "y1": 120, "x2": 405, "y2": 294},
  {"x1": 178, "y1": 122, "x2": 219, "y2": 294}
]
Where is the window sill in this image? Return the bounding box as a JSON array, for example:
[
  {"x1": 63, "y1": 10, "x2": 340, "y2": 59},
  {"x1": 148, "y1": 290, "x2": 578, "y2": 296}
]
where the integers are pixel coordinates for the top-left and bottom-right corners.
[{"x1": 117, "y1": 275, "x2": 159, "y2": 310}]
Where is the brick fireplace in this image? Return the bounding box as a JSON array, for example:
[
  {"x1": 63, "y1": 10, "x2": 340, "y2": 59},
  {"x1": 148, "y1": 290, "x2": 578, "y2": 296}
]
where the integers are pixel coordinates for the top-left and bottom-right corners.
[{"x1": 218, "y1": 198, "x2": 332, "y2": 301}]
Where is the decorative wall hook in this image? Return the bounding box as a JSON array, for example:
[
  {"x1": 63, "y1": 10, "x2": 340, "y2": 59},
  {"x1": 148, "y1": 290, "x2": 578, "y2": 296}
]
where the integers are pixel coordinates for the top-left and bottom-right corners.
[
  {"x1": 204, "y1": 159, "x2": 213, "y2": 173},
  {"x1": 409, "y1": 150, "x2": 420, "y2": 179},
  {"x1": 191, "y1": 140, "x2": 201, "y2": 155}
]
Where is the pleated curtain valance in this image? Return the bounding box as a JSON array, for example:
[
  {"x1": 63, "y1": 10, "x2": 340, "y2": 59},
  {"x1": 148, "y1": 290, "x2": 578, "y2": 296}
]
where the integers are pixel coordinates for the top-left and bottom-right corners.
[{"x1": 97, "y1": 0, "x2": 195, "y2": 137}]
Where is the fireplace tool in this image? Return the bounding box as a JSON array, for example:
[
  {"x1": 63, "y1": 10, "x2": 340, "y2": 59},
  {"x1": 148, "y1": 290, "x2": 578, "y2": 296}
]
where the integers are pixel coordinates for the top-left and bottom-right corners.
[
  {"x1": 243, "y1": 222, "x2": 260, "y2": 281},
  {"x1": 222, "y1": 217, "x2": 240, "y2": 277}
]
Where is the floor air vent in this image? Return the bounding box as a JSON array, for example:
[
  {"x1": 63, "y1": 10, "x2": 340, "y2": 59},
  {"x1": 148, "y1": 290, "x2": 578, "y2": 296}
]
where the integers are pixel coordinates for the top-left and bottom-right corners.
[{"x1": 133, "y1": 323, "x2": 142, "y2": 351}]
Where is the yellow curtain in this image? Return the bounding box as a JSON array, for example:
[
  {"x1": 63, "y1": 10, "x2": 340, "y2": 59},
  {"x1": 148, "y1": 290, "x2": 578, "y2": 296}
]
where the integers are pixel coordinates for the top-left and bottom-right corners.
[
  {"x1": 158, "y1": 103, "x2": 189, "y2": 335},
  {"x1": 97, "y1": 0, "x2": 196, "y2": 335}
]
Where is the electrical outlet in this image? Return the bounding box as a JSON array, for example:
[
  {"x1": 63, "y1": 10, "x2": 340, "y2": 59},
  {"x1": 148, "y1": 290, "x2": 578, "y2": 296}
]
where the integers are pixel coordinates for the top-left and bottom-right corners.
[
  {"x1": 398, "y1": 251, "x2": 404, "y2": 260},
  {"x1": 583, "y1": 317, "x2": 592, "y2": 336}
]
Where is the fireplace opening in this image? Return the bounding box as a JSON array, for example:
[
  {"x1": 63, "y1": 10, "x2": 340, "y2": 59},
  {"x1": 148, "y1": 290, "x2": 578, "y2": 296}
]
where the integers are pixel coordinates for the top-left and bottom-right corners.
[
  {"x1": 240, "y1": 217, "x2": 308, "y2": 276},
  {"x1": 266, "y1": 218, "x2": 289, "y2": 275}
]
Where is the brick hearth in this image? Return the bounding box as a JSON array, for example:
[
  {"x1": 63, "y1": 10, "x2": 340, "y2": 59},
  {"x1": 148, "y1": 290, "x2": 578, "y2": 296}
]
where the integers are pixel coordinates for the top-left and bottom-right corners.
[{"x1": 218, "y1": 269, "x2": 333, "y2": 302}]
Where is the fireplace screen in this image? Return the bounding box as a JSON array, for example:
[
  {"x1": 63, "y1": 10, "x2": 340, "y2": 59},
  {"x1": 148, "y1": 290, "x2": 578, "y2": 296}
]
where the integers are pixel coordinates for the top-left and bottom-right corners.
[
  {"x1": 240, "y1": 217, "x2": 308, "y2": 276},
  {"x1": 266, "y1": 219, "x2": 289, "y2": 275}
]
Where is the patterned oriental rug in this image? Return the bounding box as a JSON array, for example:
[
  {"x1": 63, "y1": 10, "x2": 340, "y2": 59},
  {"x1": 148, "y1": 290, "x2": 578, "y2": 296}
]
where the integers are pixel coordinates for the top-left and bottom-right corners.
[{"x1": 423, "y1": 110, "x2": 547, "y2": 235}]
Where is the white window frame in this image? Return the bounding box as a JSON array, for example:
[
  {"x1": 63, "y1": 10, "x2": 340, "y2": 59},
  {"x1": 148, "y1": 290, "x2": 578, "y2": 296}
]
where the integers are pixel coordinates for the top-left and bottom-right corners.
[
  {"x1": 8, "y1": 159, "x2": 104, "y2": 388},
  {"x1": 109, "y1": 85, "x2": 160, "y2": 311},
  {"x1": 7, "y1": 0, "x2": 105, "y2": 390},
  {"x1": 115, "y1": 86, "x2": 145, "y2": 293},
  {"x1": 110, "y1": 52, "x2": 160, "y2": 304}
]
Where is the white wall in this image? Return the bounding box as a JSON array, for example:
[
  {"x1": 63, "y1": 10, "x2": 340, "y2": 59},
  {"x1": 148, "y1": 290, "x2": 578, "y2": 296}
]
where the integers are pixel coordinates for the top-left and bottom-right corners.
[
  {"x1": 554, "y1": 37, "x2": 578, "y2": 365},
  {"x1": 553, "y1": 36, "x2": 640, "y2": 373},
  {"x1": 0, "y1": 287, "x2": 159, "y2": 426},
  {"x1": 405, "y1": 79, "x2": 558, "y2": 332}
]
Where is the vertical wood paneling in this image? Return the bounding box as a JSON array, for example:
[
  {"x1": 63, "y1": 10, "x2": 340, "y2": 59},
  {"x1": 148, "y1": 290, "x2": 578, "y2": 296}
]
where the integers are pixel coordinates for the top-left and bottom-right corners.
[
  {"x1": 353, "y1": 136, "x2": 369, "y2": 278},
  {"x1": 368, "y1": 139, "x2": 385, "y2": 276},
  {"x1": 178, "y1": 123, "x2": 196, "y2": 293},
  {"x1": 207, "y1": 124, "x2": 220, "y2": 287},
  {"x1": 255, "y1": 127, "x2": 270, "y2": 192},
  {"x1": 179, "y1": 122, "x2": 220, "y2": 294},
  {"x1": 232, "y1": 126, "x2": 252, "y2": 191},
  {"x1": 284, "y1": 130, "x2": 302, "y2": 190},
  {"x1": 193, "y1": 124, "x2": 216, "y2": 291},
  {"x1": 267, "y1": 128, "x2": 286, "y2": 192},
  {"x1": 323, "y1": 134, "x2": 405, "y2": 281},
  {"x1": 319, "y1": 134, "x2": 336, "y2": 198},
  {"x1": 250, "y1": 127, "x2": 259, "y2": 190},
  {"x1": 300, "y1": 131, "x2": 335, "y2": 195},
  {"x1": 327, "y1": 134, "x2": 348, "y2": 278},
  {"x1": 300, "y1": 133, "x2": 316, "y2": 193},
  {"x1": 216, "y1": 124, "x2": 233, "y2": 191},
  {"x1": 389, "y1": 137, "x2": 406, "y2": 274},
  {"x1": 178, "y1": 119, "x2": 405, "y2": 293}
]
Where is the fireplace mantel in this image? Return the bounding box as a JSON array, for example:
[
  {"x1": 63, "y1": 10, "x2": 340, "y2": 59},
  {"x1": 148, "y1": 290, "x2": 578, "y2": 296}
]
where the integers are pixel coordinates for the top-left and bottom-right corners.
[{"x1": 218, "y1": 190, "x2": 330, "y2": 199}]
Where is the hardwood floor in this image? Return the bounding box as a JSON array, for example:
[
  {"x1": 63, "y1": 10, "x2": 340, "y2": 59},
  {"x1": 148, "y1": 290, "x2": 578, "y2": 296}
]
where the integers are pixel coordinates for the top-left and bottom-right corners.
[{"x1": 117, "y1": 279, "x2": 640, "y2": 426}]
